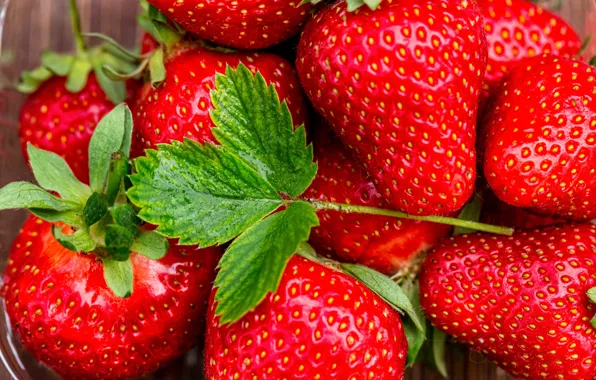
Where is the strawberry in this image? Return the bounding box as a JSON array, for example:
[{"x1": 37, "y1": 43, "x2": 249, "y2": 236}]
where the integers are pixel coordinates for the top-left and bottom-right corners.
[
  {"x1": 482, "y1": 55, "x2": 596, "y2": 220},
  {"x1": 205, "y1": 255, "x2": 408, "y2": 379},
  {"x1": 419, "y1": 223, "x2": 596, "y2": 380},
  {"x1": 479, "y1": 0, "x2": 581, "y2": 92},
  {"x1": 132, "y1": 46, "x2": 308, "y2": 155},
  {"x1": 305, "y1": 125, "x2": 452, "y2": 275},
  {"x1": 2, "y1": 216, "x2": 220, "y2": 379},
  {"x1": 296, "y1": 0, "x2": 487, "y2": 216},
  {"x1": 19, "y1": 74, "x2": 114, "y2": 183},
  {"x1": 146, "y1": 0, "x2": 312, "y2": 49}
]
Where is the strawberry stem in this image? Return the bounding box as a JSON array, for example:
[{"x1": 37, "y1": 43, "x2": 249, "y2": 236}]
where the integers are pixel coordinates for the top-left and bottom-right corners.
[
  {"x1": 69, "y1": 0, "x2": 87, "y2": 54},
  {"x1": 302, "y1": 199, "x2": 514, "y2": 236}
]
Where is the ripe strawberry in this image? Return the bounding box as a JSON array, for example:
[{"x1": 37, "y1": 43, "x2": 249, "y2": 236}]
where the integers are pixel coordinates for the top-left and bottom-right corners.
[
  {"x1": 297, "y1": 0, "x2": 487, "y2": 216},
  {"x1": 146, "y1": 0, "x2": 312, "y2": 49},
  {"x1": 205, "y1": 255, "x2": 408, "y2": 379},
  {"x1": 2, "y1": 216, "x2": 220, "y2": 379},
  {"x1": 419, "y1": 223, "x2": 596, "y2": 380},
  {"x1": 305, "y1": 126, "x2": 451, "y2": 275},
  {"x1": 20, "y1": 74, "x2": 114, "y2": 183},
  {"x1": 132, "y1": 46, "x2": 308, "y2": 156},
  {"x1": 479, "y1": 0, "x2": 581, "y2": 92},
  {"x1": 482, "y1": 55, "x2": 596, "y2": 220}
]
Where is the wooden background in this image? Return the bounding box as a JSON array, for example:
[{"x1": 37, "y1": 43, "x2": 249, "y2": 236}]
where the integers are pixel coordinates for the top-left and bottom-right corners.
[{"x1": 0, "y1": 0, "x2": 592, "y2": 379}]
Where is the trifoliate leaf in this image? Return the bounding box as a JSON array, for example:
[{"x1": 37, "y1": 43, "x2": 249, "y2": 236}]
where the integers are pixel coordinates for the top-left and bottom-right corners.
[
  {"x1": 131, "y1": 230, "x2": 169, "y2": 260},
  {"x1": 110, "y1": 204, "x2": 140, "y2": 236},
  {"x1": 41, "y1": 51, "x2": 75, "y2": 76},
  {"x1": 128, "y1": 141, "x2": 283, "y2": 246},
  {"x1": 214, "y1": 201, "x2": 318, "y2": 324},
  {"x1": 105, "y1": 224, "x2": 135, "y2": 261},
  {"x1": 88, "y1": 104, "x2": 133, "y2": 193},
  {"x1": 211, "y1": 64, "x2": 316, "y2": 197},
  {"x1": 27, "y1": 144, "x2": 91, "y2": 204},
  {"x1": 454, "y1": 192, "x2": 484, "y2": 236},
  {"x1": 83, "y1": 192, "x2": 108, "y2": 227},
  {"x1": 401, "y1": 280, "x2": 426, "y2": 366},
  {"x1": 102, "y1": 258, "x2": 133, "y2": 298},
  {"x1": 341, "y1": 263, "x2": 424, "y2": 332},
  {"x1": 52, "y1": 225, "x2": 96, "y2": 252},
  {"x1": 0, "y1": 182, "x2": 80, "y2": 212},
  {"x1": 66, "y1": 58, "x2": 93, "y2": 93}
]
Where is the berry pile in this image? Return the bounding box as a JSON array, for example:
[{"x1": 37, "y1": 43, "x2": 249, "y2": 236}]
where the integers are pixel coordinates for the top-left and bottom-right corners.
[{"x1": 1, "y1": 0, "x2": 594, "y2": 379}]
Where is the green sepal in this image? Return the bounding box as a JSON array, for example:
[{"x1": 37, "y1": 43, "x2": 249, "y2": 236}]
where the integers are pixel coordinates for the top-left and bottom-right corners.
[
  {"x1": 16, "y1": 66, "x2": 53, "y2": 93},
  {"x1": 83, "y1": 192, "x2": 108, "y2": 227},
  {"x1": 454, "y1": 193, "x2": 484, "y2": 236},
  {"x1": 431, "y1": 328, "x2": 448, "y2": 378},
  {"x1": 587, "y1": 287, "x2": 596, "y2": 303},
  {"x1": 0, "y1": 182, "x2": 80, "y2": 212},
  {"x1": 110, "y1": 204, "x2": 140, "y2": 236},
  {"x1": 400, "y1": 280, "x2": 427, "y2": 366},
  {"x1": 105, "y1": 153, "x2": 130, "y2": 205},
  {"x1": 30, "y1": 209, "x2": 83, "y2": 227},
  {"x1": 130, "y1": 230, "x2": 169, "y2": 260},
  {"x1": 105, "y1": 224, "x2": 135, "y2": 261},
  {"x1": 102, "y1": 258, "x2": 133, "y2": 298},
  {"x1": 52, "y1": 225, "x2": 96, "y2": 253},
  {"x1": 341, "y1": 263, "x2": 424, "y2": 332},
  {"x1": 41, "y1": 51, "x2": 75, "y2": 76},
  {"x1": 66, "y1": 58, "x2": 93, "y2": 93},
  {"x1": 346, "y1": 0, "x2": 382, "y2": 11},
  {"x1": 149, "y1": 47, "x2": 166, "y2": 87},
  {"x1": 91, "y1": 53, "x2": 127, "y2": 104}
]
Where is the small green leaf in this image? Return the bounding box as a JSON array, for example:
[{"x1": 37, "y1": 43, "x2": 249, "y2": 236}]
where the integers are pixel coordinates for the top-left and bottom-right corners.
[
  {"x1": 27, "y1": 144, "x2": 91, "y2": 204},
  {"x1": 105, "y1": 153, "x2": 129, "y2": 205},
  {"x1": 346, "y1": 0, "x2": 382, "y2": 11},
  {"x1": 52, "y1": 225, "x2": 96, "y2": 252},
  {"x1": 0, "y1": 182, "x2": 80, "y2": 212},
  {"x1": 92, "y1": 56, "x2": 127, "y2": 104},
  {"x1": 587, "y1": 287, "x2": 596, "y2": 303},
  {"x1": 30, "y1": 209, "x2": 82, "y2": 227},
  {"x1": 88, "y1": 104, "x2": 133, "y2": 193},
  {"x1": 128, "y1": 141, "x2": 283, "y2": 246},
  {"x1": 66, "y1": 58, "x2": 93, "y2": 93},
  {"x1": 41, "y1": 51, "x2": 75, "y2": 76},
  {"x1": 432, "y1": 327, "x2": 448, "y2": 378},
  {"x1": 149, "y1": 47, "x2": 166, "y2": 87},
  {"x1": 102, "y1": 258, "x2": 133, "y2": 298},
  {"x1": 110, "y1": 204, "x2": 140, "y2": 236},
  {"x1": 341, "y1": 263, "x2": 424, "y2": 332},
  {"x1": 401, "y1": 280, "x2": 426, "y2": 366},
  {"x1": 105, "y1": 224, "x2": 135, "y2": 261},
  {"x1": 17, "y1": 66, "x2": 53, "y2": 93},
  {"x1": 131, "y1": 230, "x2": 169, "y2": 260},
  {"x1": 454, "y1": 193, "x2": 483, "y2": 236},
  {"x1": 214, "y1": 201, "x2": 318, "y2": 324},
  {"x1": 211, "y1": 64, "x2": 317, "y2": 197},
  {"x1": 83, "y1": 192, "x2": 108, "y2": 226}
]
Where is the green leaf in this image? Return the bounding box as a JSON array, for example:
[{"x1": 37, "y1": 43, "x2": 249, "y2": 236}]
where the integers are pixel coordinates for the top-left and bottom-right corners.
[
  {"x1": 17, "y1": 66, "x2": 53, "y2": 93},
  {"x1": 102, "y1": 258, "x2": 133, "y2": 298},
  {"x1": 131, "y1": 230, "x2": 169, "y2": 260},
  {"x1": 110, "y1": 204, "x2": 140, "y2": 236},
  {"x1": 401, "y1": 280, "x2": 426, "y2": 366},
  {"x1": 27, "y1": 144, "x2": 91, "y2": 204},
  {"x1": 30, "y1": 209, "x2": 82, "y2": 227},
  {"x1": 149, "y1": 47, "x2": 166, "y2": 87},
  {"x1": 52, "y1": 225, "x2": 96, "y2": 252},
  {"x1": 211, "y1": 64, "x2": 317, "y2": 197},
  {"x1": 587, "y1": 287, "x2": 596, "y2": 303},
  {"x1": 88, "y1": 104, "x2": 133, "y2": 193},
  {"x1": 66, "y1": 58, "x2": 93, "y2": 93},
  {"x1": 92, "y1": 56, "x2": 127, "y2": 104},
  {"x1": 83, "y1": 192, "x2": 108, "y2": 226},
  {"x1": 341, "y1": 263, "x2": 424, "y2": 332},
  {"x1": 432, "y1": 327, "x2": 448, "y2": 378},
  {"x1": 0, "y1": 182, "x2": 80, "y2": 212},
  {"x1": 454, "y1": 193, "x2": 483, "y2": 236},
  {"x1": 214, "y1": 201, "x2": 318, "y2": 324},
  {"x1": 137, "y1": 12, "x2": 161, "y2": 42},
  {"x1": 128, "y1": 141, "x2": 283, "y2": 246},
  {"x1": 41, "y1": 51, "x2": 75, "y2": 76},
  {"x1": 105, "y1": 224, "x2": 135, "y2": 261}
]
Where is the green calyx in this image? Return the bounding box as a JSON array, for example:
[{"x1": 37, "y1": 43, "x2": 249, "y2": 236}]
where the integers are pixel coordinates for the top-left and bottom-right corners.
[
  {"x1": 0, "y1": 104, "x2": 168, "y2": 298},
  {"x1": 16, "y1": 0, "x2": 136, "y2": 104},
  {"x1": 300, "y1": 0, "x2": 382, "y2": 11}
]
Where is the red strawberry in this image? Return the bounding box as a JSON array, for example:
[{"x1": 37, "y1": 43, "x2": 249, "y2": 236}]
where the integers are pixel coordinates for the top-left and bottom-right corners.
[
  {"x1": 419, "y1": 223, "x2": 596, "y2": 380},
  {"x1": 297, "y1": 0, "x2": 487, "y2": 216},
  {"x1": 482, "y1": 55, "x2": 596, "y2": 220},
  {"x1": 141, "y1": 32, "x2": 159, "y2": 55},
  {"x1": 2, "y1": 216, "x2": 220, "y2": 379},
  {"x1": 205, "y1": 255, "x2": 408, "y2": 380},
  {"x1": 146, "y1": 0, "x2": 312, "y2": 49},
  {"x1": 479, "y1": 0, "x2": 581, "y2": 92},
  {"x1": 132, "y1": 46, "x2": 308, "y2": 155},
  {"x1": 305, "y1": 125, "x2": 451, "y2": 275},
  {"x1": 19, "y1": 74, "x2": 114, "y2": 183}
]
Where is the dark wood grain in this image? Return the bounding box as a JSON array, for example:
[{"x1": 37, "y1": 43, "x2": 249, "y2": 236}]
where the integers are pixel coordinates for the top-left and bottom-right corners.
[{"x1": 0, "y1": 0, "x2": 591, "y2": 379}]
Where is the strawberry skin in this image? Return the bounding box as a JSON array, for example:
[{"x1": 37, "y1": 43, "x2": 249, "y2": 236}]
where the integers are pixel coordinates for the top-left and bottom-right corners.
[
  {"x1": 305, "y1": 126, "x2": 451, "y2": 275},
  {"x1": 479, "y1": 0, "x2": 581, "y2": 91},
  {"x1": 483, "y1": 56, "x2": 596, "y2": 220},
  {"x1": 419, "y1": 224, "x2": 596, "y2": 380},
  {"x1": 2, "y1": 216, "x2": 221, "y2": 379},
  {"x1": 147, "y1": 0, "x2": 312, "y2": 49},
  {"x1": 133, "y1": 46, "x2": 308, "y2": 156},
  {"x1": 297, "y1": 0, "x2": 487, "y2": 216},
  {"x1": 19, "y1": 74, "x2": 114, "y2": 183},
  {"x1": 205, "y1": 255, "x2": 408, "y2": 380}
]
